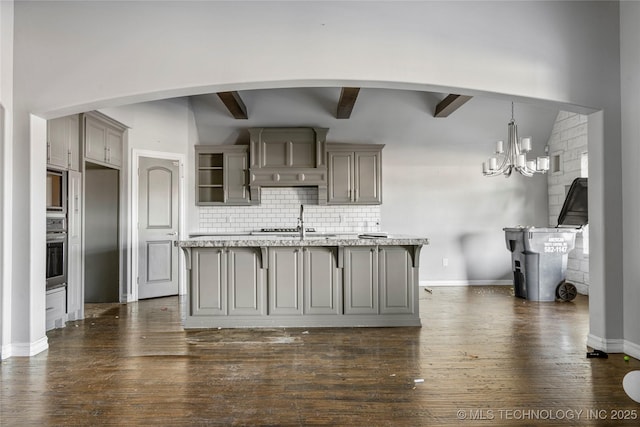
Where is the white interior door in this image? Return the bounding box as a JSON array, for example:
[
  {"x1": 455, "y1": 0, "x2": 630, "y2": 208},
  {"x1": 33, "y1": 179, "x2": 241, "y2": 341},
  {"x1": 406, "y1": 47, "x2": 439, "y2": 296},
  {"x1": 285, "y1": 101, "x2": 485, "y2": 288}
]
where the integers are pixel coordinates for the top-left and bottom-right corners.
[{"x1": 138, "y1": 157, "x2": 179, "y2": 299}]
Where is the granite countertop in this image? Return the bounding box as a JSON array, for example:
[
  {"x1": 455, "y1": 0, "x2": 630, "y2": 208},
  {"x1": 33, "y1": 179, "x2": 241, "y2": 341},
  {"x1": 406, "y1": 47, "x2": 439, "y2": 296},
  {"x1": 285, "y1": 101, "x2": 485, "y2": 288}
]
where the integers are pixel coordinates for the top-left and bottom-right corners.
[{"x1": 177, "y1": 234, "x2": 429, "y2": 248}]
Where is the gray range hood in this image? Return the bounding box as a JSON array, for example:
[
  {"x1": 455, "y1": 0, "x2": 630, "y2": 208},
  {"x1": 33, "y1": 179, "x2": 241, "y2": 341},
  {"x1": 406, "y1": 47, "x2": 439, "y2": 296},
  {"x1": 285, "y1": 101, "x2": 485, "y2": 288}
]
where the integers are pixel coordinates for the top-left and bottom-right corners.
[{"x1": 248, "y1": 127, "x2": 329, "y2": 204}]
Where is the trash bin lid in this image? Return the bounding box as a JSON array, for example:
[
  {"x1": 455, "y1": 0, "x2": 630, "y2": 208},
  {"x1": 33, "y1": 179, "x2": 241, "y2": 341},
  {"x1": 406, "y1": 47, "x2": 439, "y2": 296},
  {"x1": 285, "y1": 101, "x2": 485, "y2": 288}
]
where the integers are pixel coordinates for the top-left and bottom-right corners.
[{"x1": 557, "y1": 178, "x2": 588, "y2": 227}]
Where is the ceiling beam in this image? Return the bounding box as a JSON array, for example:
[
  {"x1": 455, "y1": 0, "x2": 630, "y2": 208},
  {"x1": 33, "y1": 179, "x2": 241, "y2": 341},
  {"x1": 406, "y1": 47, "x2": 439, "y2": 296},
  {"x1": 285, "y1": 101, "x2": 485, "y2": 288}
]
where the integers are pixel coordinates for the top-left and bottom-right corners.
[
  {"x1": 217, "y1": 91, "x2": 248, "y2": 119},
  {"x1": 336, "y1": 87, "x2": 360, "y2": 119},
  {"x1": 434, "y1": 94, "x2": 473, "y2": 118}
]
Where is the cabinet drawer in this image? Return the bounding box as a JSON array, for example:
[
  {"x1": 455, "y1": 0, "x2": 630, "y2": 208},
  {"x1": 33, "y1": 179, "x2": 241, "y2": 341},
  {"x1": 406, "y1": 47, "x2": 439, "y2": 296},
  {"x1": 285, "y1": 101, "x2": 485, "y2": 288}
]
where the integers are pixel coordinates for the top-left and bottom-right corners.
[{"x1": 46, "y1": 287, "x2": 66, "y2": 331}]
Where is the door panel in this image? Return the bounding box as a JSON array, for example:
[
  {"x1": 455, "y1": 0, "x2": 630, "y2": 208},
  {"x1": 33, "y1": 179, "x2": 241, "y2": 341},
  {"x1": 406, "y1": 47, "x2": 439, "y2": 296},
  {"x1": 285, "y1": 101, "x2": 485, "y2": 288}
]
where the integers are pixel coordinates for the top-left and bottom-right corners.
[
  {"x1": 304, "y1": 247, "x2": 340, "y2": 315},
  {"x1": 355, "y1": 151, "x2": 381, "y2": 203},
  {"x1": 268, "y1": 248, "x2": 302, "y2": 315},
  {"x1": 328, "y1": 152, "x2": 353, "y2": 203},
  {"x1": 344, "y1": 247, "x2": 378, "y2": 314},
  {"x1": 146, "y1": 240, "x2": 173, "y2": 282},
  {"x1": 147, "y1": 168, "x2": 173, "y2": 227},
  {"x1": 228, "y1": 248, "x2": 265, "y2": 315},
  {"x1": 138, "y1": 157, "x2": 179, "y2": 299}
]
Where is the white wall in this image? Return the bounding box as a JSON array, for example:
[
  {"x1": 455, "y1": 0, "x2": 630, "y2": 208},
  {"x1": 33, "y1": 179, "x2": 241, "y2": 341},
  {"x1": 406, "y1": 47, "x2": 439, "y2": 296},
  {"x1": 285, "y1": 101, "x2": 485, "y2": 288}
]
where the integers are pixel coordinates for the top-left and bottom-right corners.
[
  {"x1": 0, "y1": 0, "x2": 14, "y2": 359},
  {"x1": 4, "y1": 1, "x2": 628, "y2": 356},
  {"x1": 620, "y1": 0, "x2": 640, "y2": 356},
  {"x1": 99, "y1": 98, "x2": 192, "y2": 301}
]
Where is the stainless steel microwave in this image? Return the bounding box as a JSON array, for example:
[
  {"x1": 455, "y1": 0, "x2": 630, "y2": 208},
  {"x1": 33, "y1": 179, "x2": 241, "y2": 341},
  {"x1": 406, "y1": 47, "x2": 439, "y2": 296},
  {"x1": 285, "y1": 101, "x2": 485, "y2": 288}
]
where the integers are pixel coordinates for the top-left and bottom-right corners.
[{"x1": 46, "y1": 169, "x2": 67, "y2": 214}]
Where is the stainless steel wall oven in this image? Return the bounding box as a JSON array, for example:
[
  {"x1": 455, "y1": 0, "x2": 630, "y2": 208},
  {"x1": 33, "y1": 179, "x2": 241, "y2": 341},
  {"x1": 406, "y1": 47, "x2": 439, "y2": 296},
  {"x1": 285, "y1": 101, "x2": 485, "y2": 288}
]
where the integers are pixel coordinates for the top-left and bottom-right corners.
[{"x1": 46, "y1": 216, "x2": 67, "y2": 290}]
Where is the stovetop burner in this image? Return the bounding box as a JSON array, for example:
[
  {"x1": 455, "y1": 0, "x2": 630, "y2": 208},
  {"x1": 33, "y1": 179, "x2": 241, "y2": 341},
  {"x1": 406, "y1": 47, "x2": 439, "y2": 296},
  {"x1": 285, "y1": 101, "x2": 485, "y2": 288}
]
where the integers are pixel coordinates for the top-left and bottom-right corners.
[{"x1": 259, "y1": 227, "x2": 316, "y2": 233}]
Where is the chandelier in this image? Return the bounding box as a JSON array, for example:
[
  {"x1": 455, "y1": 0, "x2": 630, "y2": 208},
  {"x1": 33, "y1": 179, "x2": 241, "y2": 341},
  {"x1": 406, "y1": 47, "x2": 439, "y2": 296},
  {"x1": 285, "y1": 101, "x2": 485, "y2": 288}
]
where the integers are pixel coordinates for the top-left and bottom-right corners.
[{"x1": 482, "y1": 102, "x2": 550, "y2": 177}]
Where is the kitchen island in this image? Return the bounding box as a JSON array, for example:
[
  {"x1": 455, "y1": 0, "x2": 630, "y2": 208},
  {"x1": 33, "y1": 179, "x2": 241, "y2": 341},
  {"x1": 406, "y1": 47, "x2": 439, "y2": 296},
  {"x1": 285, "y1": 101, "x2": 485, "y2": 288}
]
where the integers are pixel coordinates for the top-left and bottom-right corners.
[{"x1": 177, "y1": 234, "x2": 429, "y2": 328}]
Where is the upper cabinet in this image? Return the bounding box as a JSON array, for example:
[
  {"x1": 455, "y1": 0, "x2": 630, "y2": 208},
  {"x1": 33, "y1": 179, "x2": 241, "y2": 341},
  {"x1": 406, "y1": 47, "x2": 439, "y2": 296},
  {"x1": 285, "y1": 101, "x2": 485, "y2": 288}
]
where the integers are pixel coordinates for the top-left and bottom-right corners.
[
  {"x1": 83, "y1": 111, "x2": 126, "y2": 168},
  {"x1": 327, "y1": 143, "x2": 383, "y2": 205},
  {"x1": 248, "y1": 127, "x2": 329, "y2": 203},
  {"x1": 47, "y1": 115, "x2": 80, "y2": 171},
  {"x1": 195, "y1": 145, "x2": 250, "y2": 205}
]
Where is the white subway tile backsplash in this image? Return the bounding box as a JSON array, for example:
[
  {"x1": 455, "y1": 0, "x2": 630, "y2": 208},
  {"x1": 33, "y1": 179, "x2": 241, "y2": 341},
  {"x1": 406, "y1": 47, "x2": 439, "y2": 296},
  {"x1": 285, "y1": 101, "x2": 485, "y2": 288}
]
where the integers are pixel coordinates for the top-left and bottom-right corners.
[{"x1": 197, "y1": 187, "x2": 381, "y2": 234}]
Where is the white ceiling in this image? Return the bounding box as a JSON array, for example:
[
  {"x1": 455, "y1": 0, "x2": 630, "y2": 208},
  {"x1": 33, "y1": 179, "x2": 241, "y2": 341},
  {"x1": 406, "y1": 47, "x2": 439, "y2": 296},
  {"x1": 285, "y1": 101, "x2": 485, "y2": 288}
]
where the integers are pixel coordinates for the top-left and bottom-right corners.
[{"x1": 189, "y1": 87, "x2": 560, "y2": 167}]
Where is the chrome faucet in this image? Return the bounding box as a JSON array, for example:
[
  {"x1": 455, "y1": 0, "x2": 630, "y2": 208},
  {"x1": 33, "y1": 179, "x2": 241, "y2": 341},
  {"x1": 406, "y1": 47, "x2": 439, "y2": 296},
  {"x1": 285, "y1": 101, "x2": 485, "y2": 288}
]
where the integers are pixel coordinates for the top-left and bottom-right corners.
[{"x1": 298, "y1": 204, "x2": 305, "y2": 240}]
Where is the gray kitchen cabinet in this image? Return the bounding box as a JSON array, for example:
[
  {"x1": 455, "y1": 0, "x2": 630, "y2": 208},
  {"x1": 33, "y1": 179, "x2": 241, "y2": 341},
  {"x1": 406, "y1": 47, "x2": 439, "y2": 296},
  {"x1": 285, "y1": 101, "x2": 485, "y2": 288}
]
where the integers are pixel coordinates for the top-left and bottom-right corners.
[
  {"x1": 180, "y1": 239, "x2": 426, "y2": 328},
  {"x1": 248, "y1": 127, "x2": 329, "y2": 203},
  {"x1": 84, "y1": 111, "x2": 125, "y2": 168},
  {"x1": 303, "y1": 247, "x2": 341, "y2": 315},
  {"x1": 66, "y1": 170, "x2": 83, "y2": 321},
  {"x1": 268, "y1": 247, "x2": 303, "y2": 315},
  {"x1": 195, "y1": 145, "x2": 250, "y2": 205},
  {"x1": 47, "y1": 114, "x2": 80, "y2": 171},
  {"x1": 268, "y1": 246, "x2": 340, "y2": 316},
  {"x1": 191, "y1": 248, "x2": 227, "y2": 316},
  {"x1": 327, "y1": 144, "x2": 383, "y2": 205},
  {"x1": 227, "y1": 248, "x2": 266, "y2": 316},
  {"x1": 343, "y1": 247, "x2": 379, "y2": 314},
  {"x1": 190, "y1": 248, "x2": 265, "y2": 317},
  {"x1": 378, "y1": 246, "x2": 414, "y2": 314},
  {"x1": 344, "y1": 246, "x2": 415, "y2": 315},
  {"x1": 46, "y1": 286, "x2": 66, "y2": 331}
]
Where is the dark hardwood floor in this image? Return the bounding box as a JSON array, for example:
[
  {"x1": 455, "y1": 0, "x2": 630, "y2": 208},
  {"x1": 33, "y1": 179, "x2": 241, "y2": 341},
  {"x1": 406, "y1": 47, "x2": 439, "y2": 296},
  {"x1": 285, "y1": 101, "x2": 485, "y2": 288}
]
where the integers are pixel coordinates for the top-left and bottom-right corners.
[{"x1": 1, "y1": 286, "x2": 638, "y2": 426}]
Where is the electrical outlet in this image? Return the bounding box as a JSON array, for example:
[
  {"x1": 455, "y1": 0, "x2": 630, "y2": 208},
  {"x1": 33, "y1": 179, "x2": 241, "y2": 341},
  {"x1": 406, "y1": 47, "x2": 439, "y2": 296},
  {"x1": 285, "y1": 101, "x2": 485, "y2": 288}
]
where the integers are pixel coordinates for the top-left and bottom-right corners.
[{"x1": 442, "y1": 258, "x2": 449, "y2": 267}]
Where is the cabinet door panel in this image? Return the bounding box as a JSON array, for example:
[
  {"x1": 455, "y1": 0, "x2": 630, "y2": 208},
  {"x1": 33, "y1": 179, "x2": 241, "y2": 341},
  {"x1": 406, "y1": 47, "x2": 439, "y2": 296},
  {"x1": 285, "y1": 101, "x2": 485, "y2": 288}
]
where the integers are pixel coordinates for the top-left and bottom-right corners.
[
  {"x1": 106, "y1": 127, "x2": 123, "y2": 167},
  {"x1": 328, "y1": 152, "x2": 353, "y2": 204},
  {"x1": 191, "y1": 249, "x2": 227, "y2": 316},
  {"x1": 85, "y1": 117, "x2": 107, "y2": 163},
  {"x1": 47, "y1": 117, "x2": 68, "y2": 169},
  {"x1": 228, "y1": 249, "x2": 265, "y2": 315},
  {"x1": 304, "y1": 247, "x2": 340, "y2": 315},
  {"x1": 225, "y1": 151, "x2": 249, "y2": 204},
  {"x1": 67, "y1": 115, "x2": 80, "y2": 171},
  {"x1": 67, "y1": 171, "x2": 83, "y2": 320},
  {"x1": 379, "y1": 247, "x2": 414, "y2": 314},
  {"x1": 355, "y1": 151, "x2": 381, "y2": 204},
  {"x1": 268, "y1": 248, "x2": 303, "y2": 315},
  {"x1": 290, "y1": 140, "x2": 315, "y2": 167},
  {"x1": 344, "y1": 247, "x2": 378, "y2": 314}
]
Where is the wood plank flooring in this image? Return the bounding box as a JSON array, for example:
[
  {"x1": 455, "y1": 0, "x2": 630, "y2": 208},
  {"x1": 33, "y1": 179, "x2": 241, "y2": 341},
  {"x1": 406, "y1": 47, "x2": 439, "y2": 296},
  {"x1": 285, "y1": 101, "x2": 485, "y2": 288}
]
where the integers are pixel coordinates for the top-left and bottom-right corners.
[{"x1": 2, "y1": 286, "x2": 639, "y2": 426}]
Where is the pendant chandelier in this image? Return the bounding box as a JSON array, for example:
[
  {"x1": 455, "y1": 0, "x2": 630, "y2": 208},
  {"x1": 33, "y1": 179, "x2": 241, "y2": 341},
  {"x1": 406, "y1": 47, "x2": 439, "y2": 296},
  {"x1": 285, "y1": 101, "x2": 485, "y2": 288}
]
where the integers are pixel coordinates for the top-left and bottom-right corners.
[{"x1": 482, "y1": 102, "x2": 550, "y2": 177}]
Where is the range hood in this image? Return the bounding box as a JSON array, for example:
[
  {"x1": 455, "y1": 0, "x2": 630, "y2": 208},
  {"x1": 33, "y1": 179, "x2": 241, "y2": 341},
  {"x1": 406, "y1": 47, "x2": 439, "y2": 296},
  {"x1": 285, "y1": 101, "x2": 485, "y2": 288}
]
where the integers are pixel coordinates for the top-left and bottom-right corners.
[
  {"x1": 248, "y1": 127, "x2": 329, "y2": 204},
  {"x1": 557, "y1": 177, "x2": 588, "y2": 227}
]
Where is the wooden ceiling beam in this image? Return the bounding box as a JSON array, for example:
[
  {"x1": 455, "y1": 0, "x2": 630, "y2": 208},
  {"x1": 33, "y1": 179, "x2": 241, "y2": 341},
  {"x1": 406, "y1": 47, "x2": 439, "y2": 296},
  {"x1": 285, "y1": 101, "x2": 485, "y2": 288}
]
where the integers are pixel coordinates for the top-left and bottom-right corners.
[
  {"x1": 434, "y1": 94, "x2": 473, "y2": 118},
  {"x1": 336, "y1": 87, "x2": 360, "y2": 119},
  {"x1": 217, "y1": 91, "x2": 248, "y2": 119}
]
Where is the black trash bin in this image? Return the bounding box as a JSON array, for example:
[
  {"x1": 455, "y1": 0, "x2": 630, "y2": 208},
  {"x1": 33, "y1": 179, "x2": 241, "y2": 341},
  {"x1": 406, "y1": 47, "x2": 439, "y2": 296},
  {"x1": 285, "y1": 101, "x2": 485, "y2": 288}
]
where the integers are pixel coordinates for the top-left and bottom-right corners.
[{"x1": 504, "y1": 178, "x2": 588, "y2": 302}]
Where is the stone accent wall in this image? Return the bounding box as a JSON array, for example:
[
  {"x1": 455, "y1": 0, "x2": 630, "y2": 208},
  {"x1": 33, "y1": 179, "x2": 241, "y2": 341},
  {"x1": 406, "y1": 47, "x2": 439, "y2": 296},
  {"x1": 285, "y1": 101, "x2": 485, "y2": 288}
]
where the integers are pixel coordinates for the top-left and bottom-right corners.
[{"x1": 546, "y1": 111, "x2": 590, "y2": 294}]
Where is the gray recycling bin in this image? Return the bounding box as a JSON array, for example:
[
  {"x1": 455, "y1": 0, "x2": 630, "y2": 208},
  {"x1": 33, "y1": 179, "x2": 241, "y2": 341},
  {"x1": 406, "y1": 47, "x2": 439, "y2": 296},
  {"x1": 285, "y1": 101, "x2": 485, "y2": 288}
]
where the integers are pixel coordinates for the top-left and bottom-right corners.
[
  {"x1": 504, "y1": 227, "x2": 577, "y2": 301},
  {"x1": 504, "y1": 178, "x2": 588, "y2": 302}
]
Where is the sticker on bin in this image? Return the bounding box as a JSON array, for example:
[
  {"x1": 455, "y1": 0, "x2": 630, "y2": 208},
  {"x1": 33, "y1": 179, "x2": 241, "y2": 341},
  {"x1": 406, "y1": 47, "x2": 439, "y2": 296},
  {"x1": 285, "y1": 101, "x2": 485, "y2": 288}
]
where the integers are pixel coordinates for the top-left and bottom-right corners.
[{"x1": 544, "y1": 237, "x2": 570, "y2": 253}]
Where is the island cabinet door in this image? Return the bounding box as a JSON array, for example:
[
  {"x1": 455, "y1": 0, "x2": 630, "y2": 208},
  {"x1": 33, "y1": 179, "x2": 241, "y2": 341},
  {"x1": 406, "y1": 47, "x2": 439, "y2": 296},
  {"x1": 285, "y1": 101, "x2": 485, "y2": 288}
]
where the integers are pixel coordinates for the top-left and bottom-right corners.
[
  {"x1": 191, "y1": 249, "x2": 227, "y2": 316},
  {"x1": 343, "y1": 247, "x2": 379, "y2": 314},
  {"x1": 268, "y1": 248, "x2": 303, "y2": 315},
  {"x1": 227, "y1": 248, "x2": 266, "y2": 316},
  {"x1": 303, "y1": 247, "x2": 341, "y2": 315},
  {"x1": 379, "y1": 247, "x2": 414, "y2": 314}
]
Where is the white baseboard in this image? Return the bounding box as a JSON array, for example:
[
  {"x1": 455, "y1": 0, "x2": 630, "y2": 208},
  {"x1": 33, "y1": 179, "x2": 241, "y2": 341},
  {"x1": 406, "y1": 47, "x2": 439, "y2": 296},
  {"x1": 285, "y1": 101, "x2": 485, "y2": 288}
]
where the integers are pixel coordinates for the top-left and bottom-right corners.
[
  {"x1": 624, "y1": 339, "x2": 640, "y2": 360},
  {"x1": 587, "y1": 334, "x2": 625, "y2": 353},
  {"x1": 1, "y1": 343, "x2": 12, "y2": 360},
  {"x1": 420, "y1": 280, "x2": 512, "y2": 287},
  {"x1": 9, "y1": 336, "x2": 49, "y2": 357}
]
